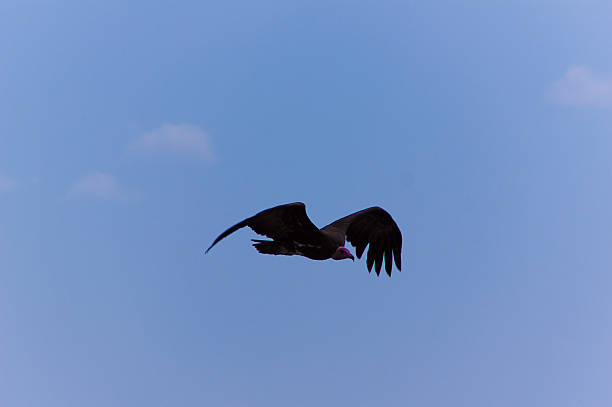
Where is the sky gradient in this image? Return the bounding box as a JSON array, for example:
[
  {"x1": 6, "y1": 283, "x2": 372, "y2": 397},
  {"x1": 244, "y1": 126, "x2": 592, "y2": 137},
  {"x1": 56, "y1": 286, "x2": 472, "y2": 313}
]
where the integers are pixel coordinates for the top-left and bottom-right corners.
[{"x1": 2, "y1": 1, "x2": 612, "y2": 406}]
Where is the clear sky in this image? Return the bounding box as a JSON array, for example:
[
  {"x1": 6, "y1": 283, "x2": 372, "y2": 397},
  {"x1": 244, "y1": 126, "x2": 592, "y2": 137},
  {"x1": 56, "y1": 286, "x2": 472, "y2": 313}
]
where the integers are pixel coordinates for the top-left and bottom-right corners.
[{"x1": 2, "y1": 1, "x2": 611, "y2": 406}]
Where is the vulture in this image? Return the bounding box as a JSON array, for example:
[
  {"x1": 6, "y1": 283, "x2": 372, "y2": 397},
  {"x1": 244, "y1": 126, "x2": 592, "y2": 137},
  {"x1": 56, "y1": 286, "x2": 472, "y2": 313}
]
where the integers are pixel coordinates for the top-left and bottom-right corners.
[{"x1": 205, "y1": 202, "x2": 402, "y2": 276}]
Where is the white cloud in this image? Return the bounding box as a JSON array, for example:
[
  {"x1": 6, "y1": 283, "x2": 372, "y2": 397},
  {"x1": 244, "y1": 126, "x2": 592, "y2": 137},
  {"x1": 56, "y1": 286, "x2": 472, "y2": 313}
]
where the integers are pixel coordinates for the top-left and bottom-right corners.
[
  {"x1": 131, "y1": 123, "x2": 215, "y2": 160},
  {"x1": 0, "y1": 173, "x2": 16, "y2": 191},
  {"x1": 70, "y1": 172, "x2": 127, "y2": 200},
  {"x1": 549, "y1": 65, "x2": 612, "y2": 107}
]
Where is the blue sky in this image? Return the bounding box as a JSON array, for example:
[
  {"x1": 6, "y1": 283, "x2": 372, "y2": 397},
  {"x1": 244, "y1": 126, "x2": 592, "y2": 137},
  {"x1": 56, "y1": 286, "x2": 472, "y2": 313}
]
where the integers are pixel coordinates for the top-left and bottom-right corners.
[{"x1": 2, "y1": 1, "x2": 612, "y2": 406}]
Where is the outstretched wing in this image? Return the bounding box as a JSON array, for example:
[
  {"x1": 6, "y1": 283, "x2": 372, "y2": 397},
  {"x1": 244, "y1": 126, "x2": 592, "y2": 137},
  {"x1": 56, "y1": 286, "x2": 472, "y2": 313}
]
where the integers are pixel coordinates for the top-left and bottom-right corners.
[
  {"x1": 205, "y1": 202, "x2": 322, "y2": 253},
  {"x1": 323, "y1": 207, "x2": 402, "y2": 276}
]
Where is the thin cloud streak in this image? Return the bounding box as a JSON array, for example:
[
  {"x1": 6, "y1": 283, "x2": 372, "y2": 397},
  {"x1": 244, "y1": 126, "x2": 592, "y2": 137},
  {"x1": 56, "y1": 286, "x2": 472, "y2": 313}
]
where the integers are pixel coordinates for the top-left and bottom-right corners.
[
  {"x1": 549, "y1": 65, "x2": 612, "y2": 108},
  {"x1": 70, "y1": 172, "x2": 128, "y2": 200},
  {"x1": 131, "y1": 123, "x2": 215, "y2": 161},
  {"x1": 0, "y1": 173, "x2": 16, "y2": 191}
]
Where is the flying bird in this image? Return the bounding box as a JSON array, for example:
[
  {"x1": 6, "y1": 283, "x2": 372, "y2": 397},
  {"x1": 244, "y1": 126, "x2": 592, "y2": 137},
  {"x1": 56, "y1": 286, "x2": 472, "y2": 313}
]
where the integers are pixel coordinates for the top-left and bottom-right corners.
[{"x1": 206, "y1": 202, "x2": 402, "y2": 276}]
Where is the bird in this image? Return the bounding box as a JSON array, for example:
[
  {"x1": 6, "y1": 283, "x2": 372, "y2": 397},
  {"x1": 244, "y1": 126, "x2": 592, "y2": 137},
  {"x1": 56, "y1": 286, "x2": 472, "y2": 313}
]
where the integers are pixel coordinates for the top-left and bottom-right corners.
[{"x1": 205, "y1": 202, "x2": 402, "y2": 276}]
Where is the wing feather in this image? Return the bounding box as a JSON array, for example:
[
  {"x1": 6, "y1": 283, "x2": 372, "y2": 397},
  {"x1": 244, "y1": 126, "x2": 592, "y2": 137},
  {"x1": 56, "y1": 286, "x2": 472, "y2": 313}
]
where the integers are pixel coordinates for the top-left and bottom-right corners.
[
  {"x1": 366, "y1": 245, "x2": 376, "y2": 273},
  {"x1": 374, "y1": 242, "x2": 383, "y2": 276},
  {"x1": 384, "y1": 247, "x2": 393, "y2": 276},
  {"x1": 323, "y1": 206, "x2": 402, "y2": 276},
  {"x1": 205, "y1": 202, "x2": 322, "y2": 253},
  {"x1": 355, "y1": 241, "x2": 367, "y2": 259}
]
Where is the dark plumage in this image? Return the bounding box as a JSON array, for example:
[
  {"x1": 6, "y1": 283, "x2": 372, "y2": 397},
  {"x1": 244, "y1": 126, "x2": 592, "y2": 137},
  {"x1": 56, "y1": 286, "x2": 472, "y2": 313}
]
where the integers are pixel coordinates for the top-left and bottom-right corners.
[{"x1": 206, "y1": 202, "x2": 402, "y2": 276}]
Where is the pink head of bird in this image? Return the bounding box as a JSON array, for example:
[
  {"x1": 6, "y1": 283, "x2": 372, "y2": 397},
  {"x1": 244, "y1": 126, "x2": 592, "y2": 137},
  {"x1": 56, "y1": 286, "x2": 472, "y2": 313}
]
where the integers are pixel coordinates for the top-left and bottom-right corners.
[{"x1": 332, "y1": 247, "x2": 355, "y2": 261}]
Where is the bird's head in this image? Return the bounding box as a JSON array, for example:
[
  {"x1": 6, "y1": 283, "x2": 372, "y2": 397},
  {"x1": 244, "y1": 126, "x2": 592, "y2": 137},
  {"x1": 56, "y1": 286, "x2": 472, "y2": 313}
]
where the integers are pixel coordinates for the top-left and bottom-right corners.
[{"x1": 332, "y1": 247, "x2": 355, "y2": 261}]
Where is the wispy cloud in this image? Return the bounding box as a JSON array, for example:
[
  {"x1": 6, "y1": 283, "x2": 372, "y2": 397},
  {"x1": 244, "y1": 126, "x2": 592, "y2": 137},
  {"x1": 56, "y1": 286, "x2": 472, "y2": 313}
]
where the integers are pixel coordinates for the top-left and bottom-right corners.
[
  {"x1": 70, "y1": 172, "x2": 129, "y2": 200},
  {"x1": 131, "y1": 123, "x2": 215, "y2": 160},
  {"x1": 549, "y1": 65, "x2": 612, "y2": 108},
  {"x1": 0, "y1": 173, "x2": 16, "y2": 191}
]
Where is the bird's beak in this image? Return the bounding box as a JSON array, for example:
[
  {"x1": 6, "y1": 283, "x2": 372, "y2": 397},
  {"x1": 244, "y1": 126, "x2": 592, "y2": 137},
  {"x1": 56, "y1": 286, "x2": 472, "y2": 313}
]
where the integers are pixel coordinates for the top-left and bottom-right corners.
[{"x1": 350, "y1": 254, "x2": 355, "y2": 261}]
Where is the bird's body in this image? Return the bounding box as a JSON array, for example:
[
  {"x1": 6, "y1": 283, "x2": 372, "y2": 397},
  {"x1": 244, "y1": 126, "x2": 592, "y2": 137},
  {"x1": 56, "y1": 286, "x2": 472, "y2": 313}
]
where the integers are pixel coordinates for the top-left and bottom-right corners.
[{"x1": 206, "y1": 202, "x2": 402, "y2": 276}]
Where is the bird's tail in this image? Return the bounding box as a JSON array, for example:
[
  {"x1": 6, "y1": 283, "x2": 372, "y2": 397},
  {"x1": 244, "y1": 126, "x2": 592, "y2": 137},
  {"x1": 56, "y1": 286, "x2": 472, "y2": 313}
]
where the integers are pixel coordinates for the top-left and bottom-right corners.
[{"x1": 251, "y1": 239, "x2": 295, "y2": 256}]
